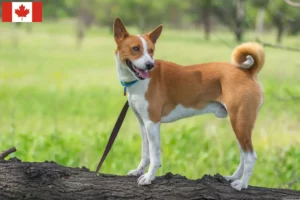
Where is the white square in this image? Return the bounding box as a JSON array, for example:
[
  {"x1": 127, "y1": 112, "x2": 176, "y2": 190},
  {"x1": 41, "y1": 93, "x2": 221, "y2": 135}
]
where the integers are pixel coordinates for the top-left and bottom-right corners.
[{"x1": 12, "y1": 2, "x2": 33, "y2": 23}]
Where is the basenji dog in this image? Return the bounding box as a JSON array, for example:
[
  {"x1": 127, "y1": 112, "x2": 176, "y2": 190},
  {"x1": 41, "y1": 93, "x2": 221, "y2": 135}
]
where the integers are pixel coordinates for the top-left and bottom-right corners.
[{"x1": 113, "y1": 17, "x2": 265, "y2": 191}]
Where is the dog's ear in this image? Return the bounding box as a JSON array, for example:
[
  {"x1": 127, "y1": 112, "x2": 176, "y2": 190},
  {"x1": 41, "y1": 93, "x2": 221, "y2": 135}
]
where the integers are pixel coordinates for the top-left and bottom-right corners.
[
  {"x1": 147, "y1": 24, "x2": 163, "y2": 44},
  {"x1": 113, "y1": 18, "x2": 129, "y2": 43}
]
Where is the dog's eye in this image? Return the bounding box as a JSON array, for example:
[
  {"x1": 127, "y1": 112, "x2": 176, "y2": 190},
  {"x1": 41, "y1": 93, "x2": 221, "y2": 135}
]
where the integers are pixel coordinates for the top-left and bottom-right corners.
[
  {"x1": 132, "y1": 46, "x2": 140, "y2": 52},
  {"x1": 149, "y1": 49, "x2": 154, "y2": 54}
]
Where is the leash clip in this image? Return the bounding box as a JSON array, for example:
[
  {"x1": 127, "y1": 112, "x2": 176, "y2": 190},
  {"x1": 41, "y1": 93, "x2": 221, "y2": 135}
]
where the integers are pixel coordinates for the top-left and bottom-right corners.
[{"x1": 120, "y1": 80, "x2": 138, "y2": 96}]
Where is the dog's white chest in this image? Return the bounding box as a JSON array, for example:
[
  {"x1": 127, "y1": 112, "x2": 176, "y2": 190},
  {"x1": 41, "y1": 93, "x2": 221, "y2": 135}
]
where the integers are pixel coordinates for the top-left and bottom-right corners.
[
  {"x1": 161, "y1": 102, "x2": 227, "y2": 123},
  {"x1": 127, "y1": 80, "x2": 150, "y2": 118}
]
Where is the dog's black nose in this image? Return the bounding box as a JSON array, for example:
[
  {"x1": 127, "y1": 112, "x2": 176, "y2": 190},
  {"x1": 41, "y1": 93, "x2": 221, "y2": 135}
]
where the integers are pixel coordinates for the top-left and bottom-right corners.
[{"x1": 145, "y1": 61, "x2": 154, "y2": 70}]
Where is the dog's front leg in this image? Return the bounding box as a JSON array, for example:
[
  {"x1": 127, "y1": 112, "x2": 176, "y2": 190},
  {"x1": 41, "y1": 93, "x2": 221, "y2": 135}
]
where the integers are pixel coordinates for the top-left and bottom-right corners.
[
  {"x1": 138, "y1": 121, "x2": 161, "y2": 185},
  {"x1": 127, "y1": 120, "x2": 150, "y2": 176}
]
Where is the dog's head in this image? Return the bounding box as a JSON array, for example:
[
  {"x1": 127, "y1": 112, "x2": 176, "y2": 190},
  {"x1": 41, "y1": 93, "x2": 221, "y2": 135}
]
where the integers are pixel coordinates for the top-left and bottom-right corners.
[{"x1": 113, "y1": 18, "x2": 163, "y2": 80}]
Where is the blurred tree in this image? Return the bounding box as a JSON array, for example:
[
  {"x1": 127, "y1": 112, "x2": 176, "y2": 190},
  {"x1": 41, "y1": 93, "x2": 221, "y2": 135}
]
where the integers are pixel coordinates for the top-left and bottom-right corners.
[
  {"x1": 283, "y1": 1, "x2": 300, "y2": 36},
  {"x1": 116, "y1": 0, "x2": 168, "y2": 31},
  {"x1": 268, "y1": 1, "x2": 287, "y2": 44},
  {"x1": 3, "y1": 0, "x2": 298, "y2": 45},
  {"x1": 42, "y1": 0, "x2": 71, "y2": 19},
  {"x1": 266, "y1": 0, "x2": 299, "y2": 43},
  {"x1": 213, "y1": 0, "x2": 244, "y2": 42},
  {"x1": 235, "y1": 0, "x2": 245, "y2": 42},
  {"x1": 252, "y1": 0, "x2": 269, "y2": 37},
  {"x1": 162, "y1": 0, "x2": 190, "y2": 29},
  {"x1": 76, "y1": 0, "x2": 93, "y2": 46},
  {"x1": 200, "y1": 0, "x2": 212, "y2": 40},
  {"x1": 65, "y1": 0, "x2": 107, "y2": 46},
  {"x1": 67, "y1": 0, "x2": 191, "y2": 45},
  {"x1": 190, "y1": 0, "x2": 214, "y2": 40},
  {"x1": 288, "y1": 13, "x2": 300, "y2": 35}
]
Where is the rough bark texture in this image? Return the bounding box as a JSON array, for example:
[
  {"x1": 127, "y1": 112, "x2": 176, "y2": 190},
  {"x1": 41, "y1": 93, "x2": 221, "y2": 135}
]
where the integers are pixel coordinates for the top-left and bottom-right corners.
[{"x1": 0, "y1": 158, "x2": 299, "y2": 200}]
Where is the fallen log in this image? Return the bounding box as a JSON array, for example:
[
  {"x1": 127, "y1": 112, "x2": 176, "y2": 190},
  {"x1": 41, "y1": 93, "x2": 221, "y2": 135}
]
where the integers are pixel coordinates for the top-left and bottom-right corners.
[{"x1": 0, "y1": 148, "x2": 299, "y2": 200}]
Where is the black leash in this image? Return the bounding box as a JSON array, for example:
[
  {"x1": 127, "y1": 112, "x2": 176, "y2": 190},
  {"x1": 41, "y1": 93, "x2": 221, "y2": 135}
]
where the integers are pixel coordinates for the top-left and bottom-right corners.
[{"x1": 95, "y1": 100, "x2": 129, "y2": 173}]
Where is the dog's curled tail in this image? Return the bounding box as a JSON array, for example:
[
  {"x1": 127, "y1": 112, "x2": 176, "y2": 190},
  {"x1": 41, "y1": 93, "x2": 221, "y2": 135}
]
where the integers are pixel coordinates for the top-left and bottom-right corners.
[{"x1": 231, "y1": 42, "x2": 265, "y2": 76}]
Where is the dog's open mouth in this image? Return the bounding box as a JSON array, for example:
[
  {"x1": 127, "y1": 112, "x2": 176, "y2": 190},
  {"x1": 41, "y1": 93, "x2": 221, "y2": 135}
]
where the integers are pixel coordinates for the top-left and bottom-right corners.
[{"x1": 126, "y1": 60, "x2": 148, "y2": 80}]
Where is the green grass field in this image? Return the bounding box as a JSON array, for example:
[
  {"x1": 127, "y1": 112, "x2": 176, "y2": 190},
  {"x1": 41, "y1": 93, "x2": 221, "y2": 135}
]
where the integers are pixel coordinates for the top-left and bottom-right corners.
[{"x1": 0, "y1": 20, "x2": 299, "y2": 190}]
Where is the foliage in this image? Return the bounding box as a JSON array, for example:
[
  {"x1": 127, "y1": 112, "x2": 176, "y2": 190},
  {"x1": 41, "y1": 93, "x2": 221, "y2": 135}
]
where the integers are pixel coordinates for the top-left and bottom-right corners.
[
  {"x1": 251, "y1": 0, "x2": 269, "y2": 8},
  {"x1": 5, "y1": 0, "x2": 295, "y2": 35},
  {"x1": 266, "y1": 0, "x2": 300, "y2": 35},
  {"x1": 1, "y1": 0, "x2": 299, "y2": 38}
]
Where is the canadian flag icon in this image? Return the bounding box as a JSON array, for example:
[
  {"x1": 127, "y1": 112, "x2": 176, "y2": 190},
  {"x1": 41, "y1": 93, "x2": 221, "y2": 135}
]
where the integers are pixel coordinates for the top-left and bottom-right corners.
[{"x1": 2, "y1": 2, "x2": 42, "y2": 22}]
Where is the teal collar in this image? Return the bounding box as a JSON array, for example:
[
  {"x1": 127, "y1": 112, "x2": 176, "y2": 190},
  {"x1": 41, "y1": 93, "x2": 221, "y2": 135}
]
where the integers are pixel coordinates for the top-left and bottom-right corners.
[
  {"x1": 120, "y1": 80, "x2": 138, "y2": 96},
  {"x1": 120, "y1": 80, "x2": 138, "y2": 87}
]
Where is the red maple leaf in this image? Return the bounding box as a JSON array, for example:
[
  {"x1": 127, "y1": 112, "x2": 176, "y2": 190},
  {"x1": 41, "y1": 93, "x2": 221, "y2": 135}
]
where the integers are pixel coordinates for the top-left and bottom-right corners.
[{"x1": 15, "y1": 4, "x2": 30, "y2": 21}]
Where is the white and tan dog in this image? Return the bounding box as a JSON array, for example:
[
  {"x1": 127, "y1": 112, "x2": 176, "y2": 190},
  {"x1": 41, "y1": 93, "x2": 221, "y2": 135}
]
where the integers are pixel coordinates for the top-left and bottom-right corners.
[{"x1": 113, "y1": 18, "x2": 265, "y2": 190}]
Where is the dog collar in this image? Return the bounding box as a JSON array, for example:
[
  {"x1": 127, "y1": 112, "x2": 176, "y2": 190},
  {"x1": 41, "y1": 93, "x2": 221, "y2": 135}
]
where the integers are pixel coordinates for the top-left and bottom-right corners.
[{"x1": 120, "y1": 80, "x2": 138, "y2": 96}]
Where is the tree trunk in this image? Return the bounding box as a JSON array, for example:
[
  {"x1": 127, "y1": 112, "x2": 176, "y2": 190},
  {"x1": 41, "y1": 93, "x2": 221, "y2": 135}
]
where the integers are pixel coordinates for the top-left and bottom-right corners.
[
  {"x1": 76, "y1": 0, "x2": 94, "y2": 47},
  {"x1": 170, "y1": 6, "x2": 180, "y2": 29},
  {"x1": 200, "y1": 0, "x2": 212, "y2": 40},
  {"x1": 273, "y1": 12, "x2": 285, "y2": 44},
  {"x1": 1, "y1": 158, "x2": 300, "y2": 200},
  {"x1": 255, "y1": 8, "x2": 265, "y2": 37},
  {"x1": 276, "y1": 23, "x2": 284, "y2": 44},
  {"x1": 76, "y1": 19, "x2": 85, "y2": 47},
  {"x1": 235, "y1": 0, "x2": 245, "y2": 42}
]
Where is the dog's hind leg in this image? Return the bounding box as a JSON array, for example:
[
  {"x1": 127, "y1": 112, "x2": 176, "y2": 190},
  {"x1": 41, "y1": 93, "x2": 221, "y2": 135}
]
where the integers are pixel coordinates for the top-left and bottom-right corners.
[
  {"x1": 224, "y1": 143, "x2": 244, "y2": 182},
  {"x1": 225, "y1": 101, "x2": 259, "y2": 191}
]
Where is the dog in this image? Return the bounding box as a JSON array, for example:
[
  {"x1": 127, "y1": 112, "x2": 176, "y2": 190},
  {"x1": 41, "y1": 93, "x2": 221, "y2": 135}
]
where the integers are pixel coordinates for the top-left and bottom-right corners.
[{"x1": 113, "y1": 17, "x2": 265, "y2": 191}]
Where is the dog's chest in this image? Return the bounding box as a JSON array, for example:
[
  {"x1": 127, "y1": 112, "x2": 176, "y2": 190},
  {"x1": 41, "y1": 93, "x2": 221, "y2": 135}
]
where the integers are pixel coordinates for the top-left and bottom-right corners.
[{"x1": 127, "y1": 80, "x2": 149, "y2": 117}]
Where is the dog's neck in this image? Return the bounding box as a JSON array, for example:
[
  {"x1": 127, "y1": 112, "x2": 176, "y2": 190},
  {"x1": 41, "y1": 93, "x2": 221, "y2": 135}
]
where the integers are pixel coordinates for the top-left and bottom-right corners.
[
  {"x1": 115, "y1": 52, "x2": 137, "y2": 83},
  {"x1": 115, "y1": 52, "x2": 150, "y2": 97}
]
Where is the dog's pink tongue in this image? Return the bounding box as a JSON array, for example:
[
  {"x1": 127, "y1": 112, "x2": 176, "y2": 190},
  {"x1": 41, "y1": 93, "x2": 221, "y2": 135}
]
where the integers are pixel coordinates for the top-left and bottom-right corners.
[{"x1": 136, "y1": 68, "x2": 148, "y2": 78}]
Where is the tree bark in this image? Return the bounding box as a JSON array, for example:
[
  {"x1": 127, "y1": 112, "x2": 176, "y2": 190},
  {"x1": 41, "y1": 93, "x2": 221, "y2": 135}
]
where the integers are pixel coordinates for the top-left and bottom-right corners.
[
  {"x1": 255, "y1": 8, "x2": 265, "y2": 37},
  {"x1": 235, "y1": 0, "x2": 245, "y2": 42},
  {"x1": 271, "y1": 11, "x2": 285, "y2": 44},
  {"x1": 276, "y1": 23, "x2": 284, "y2": 44},
  {"x1": 0, "y1": 158, "x2": 300, "y2": 200},
  {"x1": 200, "y1": 0, "x2": 212, "y2": 40},
  {"x1": 76, "y1": 0, "x2": 94, "y2": 47}
]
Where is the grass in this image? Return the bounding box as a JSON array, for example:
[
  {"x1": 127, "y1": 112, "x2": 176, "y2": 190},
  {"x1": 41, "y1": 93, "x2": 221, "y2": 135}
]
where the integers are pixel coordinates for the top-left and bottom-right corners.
[{"x1": 0, "y1": 20, "x2": 300, "y2": 190}]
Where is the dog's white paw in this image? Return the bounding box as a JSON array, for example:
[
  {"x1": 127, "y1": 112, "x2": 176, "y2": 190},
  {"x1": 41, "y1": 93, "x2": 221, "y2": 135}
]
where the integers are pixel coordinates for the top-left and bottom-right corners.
[
  {"x1": 230, "y1": 180, "x2": 248, "y2": 191},
  {"x1": 127, "y1": 169, "x2": 144, "y2": 176},
  {"x1": 137, "y1": 173, "x2": 155, "y2": 186},
  {"x1": 224, "y1": 175, "x2": 239, "y2": 182}
]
